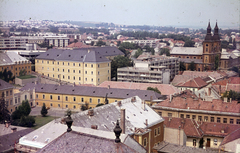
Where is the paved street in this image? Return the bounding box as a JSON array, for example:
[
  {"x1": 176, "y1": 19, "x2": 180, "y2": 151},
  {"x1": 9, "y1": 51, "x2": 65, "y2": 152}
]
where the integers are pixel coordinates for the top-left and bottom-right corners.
[{"x1": 30, "y1": 106, "x2": 80, "y2": 117}]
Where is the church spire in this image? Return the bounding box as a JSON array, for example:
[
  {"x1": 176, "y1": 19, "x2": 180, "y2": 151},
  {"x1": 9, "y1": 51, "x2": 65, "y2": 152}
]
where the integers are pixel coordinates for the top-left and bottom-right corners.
[
  {"x1": 213, "y1": 21, "x2": 220, "y2": 41},
  {"x1": 205, "y1": 20, "x2": 212, "y2": 41}
]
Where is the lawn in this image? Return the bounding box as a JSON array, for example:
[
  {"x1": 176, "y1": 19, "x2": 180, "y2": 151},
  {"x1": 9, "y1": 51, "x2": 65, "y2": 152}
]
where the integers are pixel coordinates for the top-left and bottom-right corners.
[
  {"x1": 31, "y1": 115, "x2": 57, "y2": 129},
  {"x1": 17, "y1": 75, "x2": 36, "y2": 79}
]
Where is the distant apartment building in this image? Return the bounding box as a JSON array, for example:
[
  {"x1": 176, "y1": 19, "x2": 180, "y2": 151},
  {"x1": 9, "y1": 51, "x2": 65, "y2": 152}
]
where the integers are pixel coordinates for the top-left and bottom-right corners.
[
  {"x1": 123, "y1": 39, "x2": 157, "y2": 48},
  {"x1": 0, "y1": 35, "x2": 69, "y2": 50},
  {"x1": 0, "y1": 51, "x2": 31, "y2": 77},
  {"x1": 118, "y1": 55, "x2": 179, "y2": 84}
]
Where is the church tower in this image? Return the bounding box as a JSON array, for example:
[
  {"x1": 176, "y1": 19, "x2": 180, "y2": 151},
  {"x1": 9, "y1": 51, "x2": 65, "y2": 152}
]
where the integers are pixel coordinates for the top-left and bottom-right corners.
[{"x1": 202, "y1": 21, "x2": 221, "y2": 70}]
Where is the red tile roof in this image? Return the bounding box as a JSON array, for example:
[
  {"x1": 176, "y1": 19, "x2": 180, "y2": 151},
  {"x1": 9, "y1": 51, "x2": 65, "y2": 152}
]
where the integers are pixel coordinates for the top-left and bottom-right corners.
[
  {"x1": 67, "y1": 42, "x2": 91, "y2": 48},
  {"x1": 220, "y1": 128, "x2": 240, "y2": 145},
  {"x1": 98, "y1": 81, "x2": 180, "y2": 96},
  {"x1": 153, "y1": 90, "x2": 240, "y2": 114},
  {"x1": 163, "y1": 117, "x2": 240, "y2": 139},
  {"x1": 163, "y1": 117, "x2": 203, "y2": 138},
  {"x1": 200, "y1": 122, "x2": 240, "y2": 137},
  {"x1": 229, "y1": 77, "x2": 240, "y2": 84},
  {"x1": 176, "y1": 77, "x2": 207, "y2": 88}
]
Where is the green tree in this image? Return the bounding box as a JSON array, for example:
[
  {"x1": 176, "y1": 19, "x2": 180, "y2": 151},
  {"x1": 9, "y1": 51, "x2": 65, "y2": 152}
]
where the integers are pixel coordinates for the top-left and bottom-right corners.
[
  {"x1": 134, "y1": 48, "x2": 143, "y2": 58},
  {"x1": 118, "y1": 46, "x2": 129, "y2": 57},
  {"x1": 19, "y1": 116, "x2": 35, "y2": 127},
  {"x1": 96, "y1": 103, "x2": 105, "y2": 107},
  {"x1": 73, "y1": 39, "x2": 78, "y2": 43},
  {"x1": 96, "y1": 40, "x2": 106, "y2": 46},
  {"x1": 19, "y1": 69, "x2": 27, "y2": 76},
  {"x1": 143, "y1": 45, "x2": 155, "y2": 55},
  {"x1": 179, "y1": 61, "x2": 186, "y2": 71},
  {"x1": 111, "y1": 55, "x2": 133, "y2": 80},
  {"x1": 159, "y1": 48, "x2": 170, "y2": 56},
  {"x1": 183, "y1": 40, "x2": 195, "y2": 47},
  {"x1": 214, "y1": 55, "x2": 219, "y2": 70},
  {"x1": 81, "y1": 102, "x2": 89, "y2": 111},
  {"x1": 0, "y1": 69, "x2": 15, "y2": 82},
  {"x1": 41, "y1": 103, "x2": 48, "y2": 117},
  {"x1": 0, "y1": 94, "x2": 10, "y2": 123},
  {"x1": 147, "y1": 87, "x2": 161, "y2": 94},
  {"x1": 49, "y1": 26, "x2": 59, "y2": 33},
  {"x1": 188, "y1": 61, "x2": 196, "y2": 71},
  {"x1": 31, "y1": 27, "x2": 40, "y2": 32},
  {"x1": 21, "y1": 100, "x2": 31, "y2": 116},
  {"x1": 233, "y1": 38, "x2": 236, "y2": 49}
]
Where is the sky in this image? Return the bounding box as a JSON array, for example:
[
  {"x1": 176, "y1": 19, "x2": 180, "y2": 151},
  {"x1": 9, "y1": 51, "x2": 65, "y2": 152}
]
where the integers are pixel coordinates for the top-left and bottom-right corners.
[{"x1": 0, "y1": 0, "x2": 239, "y2": 28}]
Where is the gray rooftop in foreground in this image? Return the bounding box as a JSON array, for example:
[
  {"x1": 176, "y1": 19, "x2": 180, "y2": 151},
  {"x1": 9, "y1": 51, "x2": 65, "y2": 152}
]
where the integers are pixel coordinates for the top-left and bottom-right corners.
[
  {"x1": 36, "y1": 130, "x2": 146, "y2": 153},
  {"x1": 19, "y1": 96, "x2": 160, "y2": 152}
]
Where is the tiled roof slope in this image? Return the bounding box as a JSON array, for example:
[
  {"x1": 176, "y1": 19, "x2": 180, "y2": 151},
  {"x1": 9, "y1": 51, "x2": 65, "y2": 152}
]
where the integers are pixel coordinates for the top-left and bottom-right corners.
[
  {"x1": 163, "y1": 117, "x2": 240, "y2": 138},
  {"x1": 176, "y1": 77, "x2": 207, "y2": 88},
  {"x1": 98, "y1": 81, "x2": 180, "y2": 96},
  {"x1": 20, "y1": 82, "x2": 165, "y2": 101},
  {"x1": 220, "y1": 128, "x2": 240, "y2": 145},
  {"x1": 0, "y1": 79, "x2": 14, "y2": 90},
  {"x1": 0, "y1": 51, "x2": 29, "y2": 66},
  {"x1": 0, "y1": 128, "x2": 34, "y2": 152},
  {"x1": 163, "y1": 117, "x2": 203, "y2": 138},
  {"x1": 36, "y1": 49, "x2": 110, "y2": 63},
  {"x1": 57, "y1": 96, "x2": 164, "y2": 134},
  {"x1": 37, "y1": 131, "x2": 143, "y2": 153},
  {"x1": 200, "y1": 122, "x2": 240, "y2": 137},
  {"x1": 152, "y1": 90, "x2": 240, "y2": 114},
  {"x1": 153, "y1": 141, "x2": 221, "y2": 153},
  {"x1": 182, "y1": 71, "x2": 238, "y2": 80},
  {"x1": 87, "y1": 46, "x2": 124, "y2": 57}
]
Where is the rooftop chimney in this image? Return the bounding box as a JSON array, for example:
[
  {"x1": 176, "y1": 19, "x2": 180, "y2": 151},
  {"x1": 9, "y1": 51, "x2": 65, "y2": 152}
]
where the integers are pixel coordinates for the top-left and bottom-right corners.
[
  {"x1": 120, "y1": 109, "x2": 125, "y2": 134},
  {"x1": 108, "y1": 85, "x2": 110, "y2": 89},
  {"x1": 88, "y1": 109, "x2": 94, "y2": 116},
  {"x1": 169, "y1": 95, "x2": 172, "y2": 102},
  {"x1": 91, "y1": 125, "x2": 98, "y2": 130},
  {"x1": 113, "y1": 120, "x2": 122, "y2": 143},
  {"x1": 145, "y1": 119, "x2": 148, "y2": 127}
]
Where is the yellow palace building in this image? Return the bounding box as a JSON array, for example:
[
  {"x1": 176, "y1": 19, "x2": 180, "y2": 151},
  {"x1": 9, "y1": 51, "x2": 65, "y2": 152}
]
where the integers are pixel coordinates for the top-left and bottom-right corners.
[
  {"x1": 19, "y1": 82, "x2": 166, "y2": 109},
  {"x1": 35, "y1": 48, "x2": 112, "y2": 86}
]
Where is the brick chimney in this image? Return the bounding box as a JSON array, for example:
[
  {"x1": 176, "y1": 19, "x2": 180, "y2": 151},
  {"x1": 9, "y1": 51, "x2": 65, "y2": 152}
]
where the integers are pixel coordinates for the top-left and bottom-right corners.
[
  {"x1": 88, "y1": 109, "x2": 94, "y2": 116},
  {"x1": 120, "y1": 109, "x2": 125, "y2": 134}
]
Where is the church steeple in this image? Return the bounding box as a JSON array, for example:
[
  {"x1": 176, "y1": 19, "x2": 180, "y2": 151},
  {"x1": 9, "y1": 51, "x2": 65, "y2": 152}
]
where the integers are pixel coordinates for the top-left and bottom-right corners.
[
  {"x1": 205, "y1": 21, "x2": 212, "y2": 41},
  {"x1": 213, "y1": 21, "x2": 220, "y2": 41}
]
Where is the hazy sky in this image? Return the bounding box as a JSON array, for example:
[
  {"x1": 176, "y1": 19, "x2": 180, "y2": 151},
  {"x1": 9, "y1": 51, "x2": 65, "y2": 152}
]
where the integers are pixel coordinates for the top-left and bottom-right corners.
[{"x1": 0, "y1": 0, "x2": 239, "y2": 28}]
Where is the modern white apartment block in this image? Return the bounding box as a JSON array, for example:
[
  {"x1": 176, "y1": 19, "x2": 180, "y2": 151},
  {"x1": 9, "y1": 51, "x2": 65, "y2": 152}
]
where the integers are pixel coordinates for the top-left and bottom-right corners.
[{"x1": 118, "y1": 55, "x2": 179, "y2": 84}]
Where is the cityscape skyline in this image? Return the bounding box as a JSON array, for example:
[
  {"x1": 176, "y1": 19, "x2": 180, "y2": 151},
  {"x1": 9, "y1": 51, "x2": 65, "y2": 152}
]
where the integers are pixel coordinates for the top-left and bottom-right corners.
[{"x1": 0, "y1": 0, "x2": 239, "y2": 29}]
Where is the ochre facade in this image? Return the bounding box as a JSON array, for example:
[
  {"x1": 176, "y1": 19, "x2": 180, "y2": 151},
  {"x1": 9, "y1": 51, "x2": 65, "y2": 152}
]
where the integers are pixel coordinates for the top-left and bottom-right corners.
[{"x1": 35, "y1": 59, "x2": 110, "y2": 86}]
